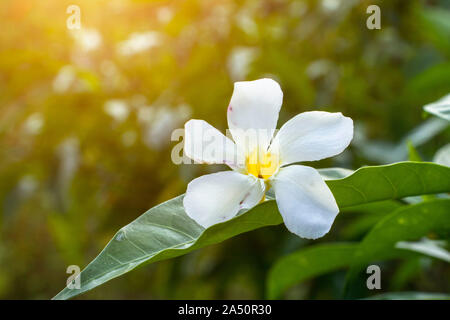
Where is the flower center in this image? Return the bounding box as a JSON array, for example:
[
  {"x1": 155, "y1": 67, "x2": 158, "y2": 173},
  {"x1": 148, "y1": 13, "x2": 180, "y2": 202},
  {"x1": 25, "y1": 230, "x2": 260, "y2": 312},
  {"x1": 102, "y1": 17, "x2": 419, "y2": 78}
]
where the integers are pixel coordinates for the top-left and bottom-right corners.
[{"x1": 245, "y1": 148, "x2": 279, "y2": 180}]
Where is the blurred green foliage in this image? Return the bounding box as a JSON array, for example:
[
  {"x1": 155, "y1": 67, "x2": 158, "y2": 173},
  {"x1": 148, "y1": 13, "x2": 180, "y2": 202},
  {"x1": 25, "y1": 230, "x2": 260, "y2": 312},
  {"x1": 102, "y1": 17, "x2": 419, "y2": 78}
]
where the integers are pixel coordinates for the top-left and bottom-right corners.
[{"x1": 0, "y1": 0, "x2": 449, "y2": 299}]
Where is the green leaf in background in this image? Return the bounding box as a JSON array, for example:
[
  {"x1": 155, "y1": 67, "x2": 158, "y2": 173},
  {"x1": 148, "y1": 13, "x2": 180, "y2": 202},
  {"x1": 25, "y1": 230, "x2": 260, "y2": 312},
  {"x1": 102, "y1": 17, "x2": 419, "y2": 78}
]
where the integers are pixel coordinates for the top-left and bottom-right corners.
[
  {"x1": 419, "y1": 7, "x2": 450, "y2": 54},
  {"x1": 388, "y1": 258, "x2": 424, "y2": 291},
  {"x1": 434, "y1": 143, "x2": 450, "y2": 167},
  {"x1": 340, "y1": 200, "x2": 404, "y2": 239},
  {"x1": 317, "y1": 167, "x2": 354, "y2": 180},
  {"x1": 354, "y1": 118, "x2": 448, "y2": 163},
  {"x1": 423, "y1": 93, "x2": 450, "y2": 121},
  {"x1": 407, "y1": 141, "x2": 422, "y2": 162},
  {"x1": 53, "y1": 162, "x2": 450, "y2": 299},
  {"x1": 345, "y1": 199, "x2": 450, "y2": 298},
  {"x1": 268, "y1": 200, "x2": 450, "y2": 299},
  {"x1": 395, "y1": 238, "x2": 450, "y2": 263},
  {"x1": 403, "y1": 63, "x2": 450, "y2": 114},
  {"x1": 266, "y1": 243, "x2": 357, "y2": 299}
]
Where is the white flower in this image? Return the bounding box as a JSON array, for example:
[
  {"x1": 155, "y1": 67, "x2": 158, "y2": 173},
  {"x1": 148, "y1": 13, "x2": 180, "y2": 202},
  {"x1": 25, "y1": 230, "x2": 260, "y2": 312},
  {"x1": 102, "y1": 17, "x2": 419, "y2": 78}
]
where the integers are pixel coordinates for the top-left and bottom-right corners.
[{"x1": 182, "y1": 78, "x2": 353, "y2": 239}]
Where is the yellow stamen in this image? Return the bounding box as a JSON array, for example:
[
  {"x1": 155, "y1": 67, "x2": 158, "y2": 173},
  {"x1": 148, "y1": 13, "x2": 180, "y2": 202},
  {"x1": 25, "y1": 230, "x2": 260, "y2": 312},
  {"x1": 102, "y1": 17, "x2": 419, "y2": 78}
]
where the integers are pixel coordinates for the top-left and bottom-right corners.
[{"x1": 245, "y1": 148, "x2": 279, "y2": 180}]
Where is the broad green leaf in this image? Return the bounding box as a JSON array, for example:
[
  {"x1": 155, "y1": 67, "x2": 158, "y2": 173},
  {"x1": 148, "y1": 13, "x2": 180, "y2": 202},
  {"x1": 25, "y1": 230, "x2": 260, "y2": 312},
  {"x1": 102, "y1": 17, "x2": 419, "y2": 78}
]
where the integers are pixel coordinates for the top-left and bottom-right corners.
[
  {"x1": 53, "y1": 197, "x2": 282, "y2": 300},
  {"x1": 406, "y1": 143, "x2": 437, "y2": 202},
  {"x1": 345, "y1": 199, "x2": 450, "y2": 298},
  {"x1": 54, "y1": 162, "x2": 450, "y2": 299},
  {"x1": 326, "y1": 162, "x2": 450, "y2": 208},
  {"x1": 364, "y1": 292, "x2": 450, "y2": 300},
  {"x1": 266, "y1": 243, "x2": 357, "y2": 299}
]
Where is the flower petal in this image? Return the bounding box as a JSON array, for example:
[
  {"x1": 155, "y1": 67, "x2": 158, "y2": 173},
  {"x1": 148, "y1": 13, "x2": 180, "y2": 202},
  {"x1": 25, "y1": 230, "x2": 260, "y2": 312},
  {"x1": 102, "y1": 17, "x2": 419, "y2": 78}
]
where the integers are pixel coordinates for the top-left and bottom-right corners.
[
  {"x1": 271, "y1": 165, "x2": 339, "y2": 239},
  {"x1": 183, "y1": 171, "x2": 265, "y2": 228},
  {"x1": 227, "y1": 78, "x2": 283, "y2": 152},
  {"x1": 270, "y1": 111, "x2": 353, "y2": 165},
  {"x1": 184, "y1": 119, "x2": 243, "y2": 170}
]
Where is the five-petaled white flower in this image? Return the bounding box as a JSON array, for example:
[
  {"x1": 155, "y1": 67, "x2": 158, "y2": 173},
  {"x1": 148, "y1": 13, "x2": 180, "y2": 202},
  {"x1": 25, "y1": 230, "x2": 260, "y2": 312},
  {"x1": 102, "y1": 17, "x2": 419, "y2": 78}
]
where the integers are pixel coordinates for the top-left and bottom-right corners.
[{"x1": 182, "y1": 78, "x2": 353, "y2": 239}]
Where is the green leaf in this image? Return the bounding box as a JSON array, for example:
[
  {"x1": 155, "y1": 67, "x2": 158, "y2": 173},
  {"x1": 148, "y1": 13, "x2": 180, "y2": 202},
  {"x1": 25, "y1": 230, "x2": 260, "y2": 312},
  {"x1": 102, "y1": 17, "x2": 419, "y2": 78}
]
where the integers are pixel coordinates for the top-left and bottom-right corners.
[
  {"x1": 406, "y1": 143, "x2": 437, "y2": 202},
  {"x1": 403, "y1": 63, "x2": 450, "y2": 114},
  {"x1": 364, "y1": 292, "x2": 450, "y2": 300},
  {"x1": 345, "y1": 199, "x2": 450, "y2": 298},
  {"x1": 340, "y1": 201, "x2": 404, "y2": 239},
  {"x1": 389, "y1": 258, "x2": 423, "y2": 291},
  {"x1": 53, "y1": 197, "x2": 282, "y2": 300},
  {"x1": 434, "y1": 143, "x2": 450, "y2": 167},
  {"x1": 326, "y1": 162, "x2": 450, "y2": 208},
  {"x1": 395, "y1": 238, "x2": 450, "y2": 263},
  {"x1": 266, "y1": 243, "x2": 357, "y2": 299},
  {"x1": 423, "y1": 93, "x2": 450, "y2": 121},
  {"x1": 268, "y1": 201, "x2": 450, "y2": 299},
  {"x1": 421, "y1": 8, "x2": 450, "y2": 35},
  {"x1": 419, "y1": 7, "x2": 450, "y2": 54},
  {"x1": 424, "y1": 103, "x2": 450, "y2": 121},
  {"x1": 54, "y1": 162, "x2": 450, "y2": 299},
  {"x1": 354, "y1": 118, "x2": 448, "y2": 163},
  {"x1": 407, "y1": 141, "x2": 422, "y2": 162},
  {"x1": 317, "y1": 167, "x2": 354, "y2": 180}
]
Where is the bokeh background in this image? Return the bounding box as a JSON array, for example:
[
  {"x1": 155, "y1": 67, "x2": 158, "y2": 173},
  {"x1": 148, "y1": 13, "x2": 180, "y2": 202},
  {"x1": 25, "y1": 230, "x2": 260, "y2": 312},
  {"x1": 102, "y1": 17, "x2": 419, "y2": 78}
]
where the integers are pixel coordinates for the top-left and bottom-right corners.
[{"x1": 0, "y1": 0, "x2": 449, "y2": 299}]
